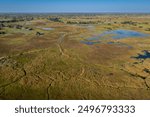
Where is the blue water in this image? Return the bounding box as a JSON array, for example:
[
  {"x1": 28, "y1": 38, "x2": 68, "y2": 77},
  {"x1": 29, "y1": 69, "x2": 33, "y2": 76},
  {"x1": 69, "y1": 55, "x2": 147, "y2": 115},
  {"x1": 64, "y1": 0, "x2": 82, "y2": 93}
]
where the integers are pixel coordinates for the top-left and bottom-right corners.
[
  {"x1": 82, "y1": 29, "x2": 149, "y2": 45},
  {"x1": 81, "y1": 41, "x2": 100, "y2": 45},
  {"x1": 87, "y1": 29, "x2": 149, "y2": 41},
  {"x1": 106, "y1": 30, "x2": 148, "y2": 39},
  {"x1": 42, "y1": 28, "x2": 54, "y2": 31},
  {"x1": 132, "y1": 50, "x2": 150, "y2": 60}
]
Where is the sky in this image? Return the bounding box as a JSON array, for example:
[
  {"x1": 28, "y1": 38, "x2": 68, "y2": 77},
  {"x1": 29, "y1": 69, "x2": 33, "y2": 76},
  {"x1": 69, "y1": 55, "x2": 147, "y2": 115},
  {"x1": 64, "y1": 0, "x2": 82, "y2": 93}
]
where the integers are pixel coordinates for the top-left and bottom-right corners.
[{"x1": 0, "y1": 0, "x2": 150, "y2": 13}]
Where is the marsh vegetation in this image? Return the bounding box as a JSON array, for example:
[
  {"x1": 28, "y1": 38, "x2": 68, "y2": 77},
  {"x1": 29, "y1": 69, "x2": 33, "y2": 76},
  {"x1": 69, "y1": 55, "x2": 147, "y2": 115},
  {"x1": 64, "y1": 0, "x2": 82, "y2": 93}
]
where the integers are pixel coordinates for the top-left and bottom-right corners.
[{"x1": 0, "y1": 13, "x2": 150, "y2": 99}]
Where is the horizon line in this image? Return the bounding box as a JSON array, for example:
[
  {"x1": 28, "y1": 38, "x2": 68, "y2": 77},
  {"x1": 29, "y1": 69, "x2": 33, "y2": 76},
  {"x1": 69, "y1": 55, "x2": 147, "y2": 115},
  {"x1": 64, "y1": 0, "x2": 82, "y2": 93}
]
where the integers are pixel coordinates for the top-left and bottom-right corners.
[{"x1": 0, "y1": 12, "x2": 150, "y2": 14}]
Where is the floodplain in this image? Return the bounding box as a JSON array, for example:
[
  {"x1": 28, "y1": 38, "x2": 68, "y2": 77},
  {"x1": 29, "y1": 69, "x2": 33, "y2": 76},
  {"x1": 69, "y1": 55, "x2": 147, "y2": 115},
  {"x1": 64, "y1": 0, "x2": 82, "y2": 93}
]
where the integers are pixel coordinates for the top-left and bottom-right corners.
[{"x1": 0, "y1": 14, "x2": 150, "y2": 99}]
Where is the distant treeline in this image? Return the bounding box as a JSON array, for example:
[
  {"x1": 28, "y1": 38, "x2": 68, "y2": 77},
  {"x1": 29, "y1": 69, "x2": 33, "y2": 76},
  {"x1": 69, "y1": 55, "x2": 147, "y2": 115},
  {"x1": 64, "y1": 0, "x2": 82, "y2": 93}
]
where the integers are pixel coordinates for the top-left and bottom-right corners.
[
  {"x1": 66, "y1": 21, "x2": 102, "y2": 24},
  {"x1": 0, "y1": 17, "x2": 33, "y2": 23},
  {"x1": 48, "y1": 17, "x2": 103, "y2": 24},
  {"x1": 48, "y1": 18, "x2": 63, "y2": 23}
]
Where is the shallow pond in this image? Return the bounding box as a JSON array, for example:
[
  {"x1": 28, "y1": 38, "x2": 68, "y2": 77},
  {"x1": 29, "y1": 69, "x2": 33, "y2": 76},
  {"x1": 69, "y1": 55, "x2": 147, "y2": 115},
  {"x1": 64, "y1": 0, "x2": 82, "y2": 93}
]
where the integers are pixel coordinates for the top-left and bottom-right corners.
[
  {"x1": 82, "y1": 29, "x2": 149, "y2": 45},
  {"x1": 87, "y1": 29, "x2": 149, "y2": 41},
  {"x1": 42, "y1": 28, "x2": 54, "y2": 31},
  {"x1": 133, "y1": 50, "x2": 150, "y2": 60},
  {"x1": 81, "y1": 41, "x2": 100, "y2": 45},
  {"x1": 106, "y1": 30, "x2": 148, "y2": 39}
]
